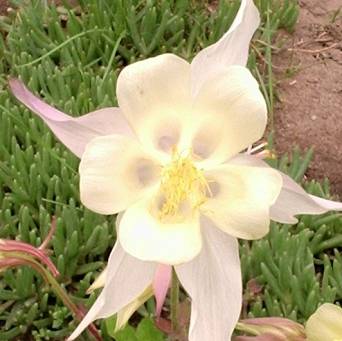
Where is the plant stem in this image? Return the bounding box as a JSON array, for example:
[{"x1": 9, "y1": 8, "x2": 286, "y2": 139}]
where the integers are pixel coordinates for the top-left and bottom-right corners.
[
  {"x1": 1, "y1": 252, "x2": 101, "y2": 340},
  {"x1": 170, "y1": 268, "x2": 179, "y2": 334},
  {"x1": 265, "y1": 6, "x2": 274, "y2": 130}
]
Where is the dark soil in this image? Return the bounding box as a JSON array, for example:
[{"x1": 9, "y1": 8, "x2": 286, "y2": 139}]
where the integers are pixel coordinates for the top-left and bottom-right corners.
[
  {"x1": 273, "y1": 0, "x2": 342, "y2": 195},
  {"x1": 0, "y1": 0, "x2": 9, "y2": 15}
]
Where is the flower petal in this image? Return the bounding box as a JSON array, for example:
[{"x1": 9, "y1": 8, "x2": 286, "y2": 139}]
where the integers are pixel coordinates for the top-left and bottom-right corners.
[
  {"x1": 270, "y1": 174, "x2": 335, "y2": 224},
  {"x1": 175, "y1": 216, "x2": 242, "y2": 341},
  {"x1": 67, "y1": 292, "x2": 105, "y2": 341},
  {"x1": 67, "y1": 241, "x2": 157, "y2": 341},
  {"x1": 79, "y1": 135, "x2": 160, "y2": 215},
  {"x1": 230, "y1": 154, "x2": 342, "y2": 224},
  {"x1": 115, "y1": 285, "x2": 154, "y2": 332},
  {"x1": 191, "y1": 66, "x2": 267, "y2": 165},
  {"x1": 191, "y1": 0, "x2": 260, "y2": 96},
  {"x1": 87, "y1": 267, "x2": 107, "y2": 294},
  {"x1": 308, "y1": 194, "x2": 342, "y2": 213},
  {"x1": 153, "y1": 264, "x2": 172, "y2": 318},
  {"x1": 118, "y1": 198, "x2": 202, "y2": 265},
  {"x1": 116, "y1": 54, "x2": 191, "y2": 159},
  {"x1": 306, "y1": 303, "x2": 342, "y2": 341},
  {"x1": 9, "y1": 79, "x2": 134, "y2": 158},
  {"x1": 202, "y1": 164, "x2": 282, "y2": 239}
]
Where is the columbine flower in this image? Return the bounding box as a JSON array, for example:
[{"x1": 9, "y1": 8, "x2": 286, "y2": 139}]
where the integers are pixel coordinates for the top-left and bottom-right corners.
[
  {"x1": 9, "y1": 0, "x2": 342, "y2": 340},
  {"x1": 306, "y1": 304, "x2": 342, "y2": 341}
]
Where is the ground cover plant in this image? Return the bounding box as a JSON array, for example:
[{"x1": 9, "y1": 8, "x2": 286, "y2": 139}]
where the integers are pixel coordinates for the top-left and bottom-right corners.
[{"x1": 0, "y1": 0, "x2": 341, "y2": 340}]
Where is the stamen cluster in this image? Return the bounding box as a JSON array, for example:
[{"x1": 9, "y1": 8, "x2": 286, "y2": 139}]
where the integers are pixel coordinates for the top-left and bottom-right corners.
[{"x1": 158, "y1": 149, "x2": 209, "y2": 220}]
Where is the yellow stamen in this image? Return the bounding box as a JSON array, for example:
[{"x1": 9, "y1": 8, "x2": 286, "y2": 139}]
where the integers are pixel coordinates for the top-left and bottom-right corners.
[{"x1": 158, "y1": 148, "x2": 209, "y2": 221}]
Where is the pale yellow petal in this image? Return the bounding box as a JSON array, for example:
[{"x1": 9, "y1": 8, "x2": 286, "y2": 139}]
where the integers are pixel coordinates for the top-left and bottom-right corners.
[
  {"x1": 202, "y1": 164, "x2": 282, "y2": 239},
  {"x1": 115, "y1": 285, "x2": 154, "y2": 332},
  {"x1": 191, "y1": 66, "x2": 267, "y2": 166},
  {"x1": 117, "y1": 54, "x2": 191, "y2": 160},
  {"x1": 118, "y1": 198, "x2": 202, "y2": 265},
  {"x1": 87, "y1": 267, "x2": 107, "y2": 294},
  {"x1": 79, "y1": 135, "x2": 160, "y2": 215},
  {"x1": 306, "y1": 304, "x2": 342, "y2": 341}
]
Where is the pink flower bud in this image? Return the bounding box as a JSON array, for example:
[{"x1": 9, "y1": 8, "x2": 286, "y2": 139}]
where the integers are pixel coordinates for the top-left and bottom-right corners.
[
  {"x1": 0, "y1": 239, "x2": 58, "y2": 277},
  {"x1": 236, "y1": 317, "x2": 307, "y2": 341}
]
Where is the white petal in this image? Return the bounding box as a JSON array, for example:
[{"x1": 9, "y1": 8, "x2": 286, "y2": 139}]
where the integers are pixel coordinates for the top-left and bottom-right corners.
[
  {"x1": 175, "y1": 216, "x2": 242, "y2": 341},
  {"x1": 309, "y1": 195, "x2": 342, "y2": 211},
  {"x1": 67, "y1": 242, "x2": 157, "y2": 341},
  {"x1": 230, "y1": 154, "x2": 342, "y2": 224},
  {"x1": 191, "y1": 0, "x2": 260, "y2": 96},
  {"x1": 272, "y1": 175, "x2": 342, "y2": 224},
  {"x1": 202, "y1": 164, "x2": 282, "y2": 239},
  {"x1": 67, "y1": 291, "x2": 105, "y2": 341},
  {"x1": 191, "y1": 66, "x2": 267, "y2": 165},
  {"x1": 9, "y1": 79, "x2": 134, "y2": 158},
  {"x1": 116, "y1": 54, "x2": 191, "y2": 159},
  {"x1": 118, "y1": 198, "x2": 202, "y2": 265},
  {"x1": 79, "y1": 135, "x2": 160, "y2": 215}
]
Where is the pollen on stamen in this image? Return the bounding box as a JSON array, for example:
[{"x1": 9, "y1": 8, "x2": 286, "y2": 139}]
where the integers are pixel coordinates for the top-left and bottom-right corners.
[{"x1": 157, "y1": 148, "x2": 210, "y2": 221}]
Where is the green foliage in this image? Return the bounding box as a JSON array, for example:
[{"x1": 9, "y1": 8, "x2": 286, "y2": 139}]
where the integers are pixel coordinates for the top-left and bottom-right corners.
[
  {"x1": 255, "y1": 0, "x2": 299, "y2": 32},
  {"x1": 114, "y1": 318, "x2": 165, "y2": 341}
]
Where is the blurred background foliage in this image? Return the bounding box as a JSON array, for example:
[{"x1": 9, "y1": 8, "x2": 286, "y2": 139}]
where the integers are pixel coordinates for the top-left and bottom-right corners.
[{"x1": 0, "y1": 0, "x2": 341, "y2": 340}]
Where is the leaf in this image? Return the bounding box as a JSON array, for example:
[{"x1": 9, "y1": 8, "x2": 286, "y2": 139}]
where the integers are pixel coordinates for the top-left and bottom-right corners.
[
  {"x1": 136, "y1": 318, "x2": 165, "y2": 341},
  {"x1": 105, "y1": 315, "x2": 117, "y2": 339},
  {"x1": 114, "y1": 324, "x2": 138, "y2": 341}
]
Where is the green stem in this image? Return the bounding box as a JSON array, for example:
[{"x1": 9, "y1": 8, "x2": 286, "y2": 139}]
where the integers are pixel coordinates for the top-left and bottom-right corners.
[
  {"x1": 265, "y1": 6, "x2": 274, "y2": 130},
  {"x1": 170, "y1": 268, "x2": 180, "y2": 334},
  {"x1": 5, "y1": 252, "x2": 79, "y2": 315},
  {"x1": 2, "y1": 253, "x2": 101, "y2": 340}
]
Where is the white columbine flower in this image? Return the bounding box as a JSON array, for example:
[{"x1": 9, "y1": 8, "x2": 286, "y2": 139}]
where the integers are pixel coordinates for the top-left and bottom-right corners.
[
  {"x1": 306, "y1": 304, "x2": 342, "y2": 341},
  {"x1": 9, "y1": 1, "x2": 342, "y2": 340}
]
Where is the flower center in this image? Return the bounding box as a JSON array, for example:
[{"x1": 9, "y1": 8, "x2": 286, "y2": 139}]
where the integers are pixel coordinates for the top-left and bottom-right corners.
[{"x1": 157, "y1": 148, "x2": 209, "y2": 221}]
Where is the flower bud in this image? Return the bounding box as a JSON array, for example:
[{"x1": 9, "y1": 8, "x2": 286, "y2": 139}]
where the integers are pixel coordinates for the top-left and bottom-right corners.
[
  {"x1": 236, "y1": 317, "x2": 306, "y2": 341},
  {"x1": 306, "y1": 304, "x2": 342, "y2": 341},
  {"x1": 0, "y1": 239, "x2": 59, "y2": 276}
]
